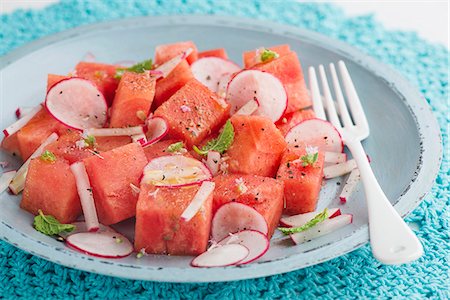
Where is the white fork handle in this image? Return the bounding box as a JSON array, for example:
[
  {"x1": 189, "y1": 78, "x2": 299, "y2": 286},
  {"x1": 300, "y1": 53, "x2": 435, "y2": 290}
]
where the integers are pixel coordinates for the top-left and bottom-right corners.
[{"x1": 345, "y1": 137, "x2": 423, "y2": 264}]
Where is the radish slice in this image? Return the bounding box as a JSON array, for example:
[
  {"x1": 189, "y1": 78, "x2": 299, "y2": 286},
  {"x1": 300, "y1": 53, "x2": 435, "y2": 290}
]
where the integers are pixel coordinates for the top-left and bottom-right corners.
[
  {"x1": 84, "y1": 126, "x2": 144, "y2": 137},
  {"x1": 205, "y1": 151, "x2": 221, "y2": 176},
  {"x1": 280, "y1": 208, "x2": 342, "y2": 227},
  {"x1": 0, "y1": 170, "x2": 17, "y2": 194},
  {"x1": 141, "y1": 155, "x2": 212, "y2": 187},
  {"x1": 45, "y1": 78, "x2": 107, "y2": 130},
  {"x1": 3, "y1": 105, "x2": 42, "y2": 137},
  {"x1": 191, "y1": 57, "x2": 241, "y2": 92},
  {"x1": 339, "y1": 168, "x2": 361, "y2": 203},
  {"x1": 218, "y1": 230, "x2": 269, "y2": 264},
  {"x1": 290, "y1": 214, "x2": 353, "y2": 244},
  {"x1": 70, "y1": 162, "x2": 100, "y2": 232},
  {"x1": 131, "y1": 133, "x2": 147, "y2": 145},
  {"x1": 153, "y1": 48, "x2": 193, "y2": 79},
  {"x1": 181, "y1": 181, "x2": 215, "y2": 222},
  {"x1": 142, "y1": 117, "x2": 168, "y2": 147},
  {"x1": 211, "y1": 202, "x2": 268, "y2": 242},
  {"x1": 217, "y1": 73, "x2": 233, "y2": 98},
  {"x1": 285, "y1": 119, "x2": 344, "y2": 153},
  {"x1": 9, "y1": 132, "x2": 59, "y2": 194},
  {"x1": 324, "y1": 152, "x2": 347, "y2": 165},
  {"x1": 15, "y1": 106, "x2": 36, "y2": 119},
  {"x1": 323, "y1": 159, "x2": 357, "y2": 179},
  {"x1": 66, "y1": 231, "x2": 133, "y2": 258},
  {"x1": 226, "y1": 70, "x2": 287, "y2": 122},
  {"x1": 59, "y1": 222, "x2": 113, "y2": 238},
  {"x1": 191, "y1": 244, "x2": 249, "y2": 268},
  {"x1": 234, "y1": 99, "x2": 259, "y2": 116}
]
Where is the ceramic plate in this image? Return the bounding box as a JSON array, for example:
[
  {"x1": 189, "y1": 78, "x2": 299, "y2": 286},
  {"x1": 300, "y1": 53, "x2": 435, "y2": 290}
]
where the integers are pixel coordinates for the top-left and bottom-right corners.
[{"x1": 0, "y1": 16, "x2": 441, "y2": 282}]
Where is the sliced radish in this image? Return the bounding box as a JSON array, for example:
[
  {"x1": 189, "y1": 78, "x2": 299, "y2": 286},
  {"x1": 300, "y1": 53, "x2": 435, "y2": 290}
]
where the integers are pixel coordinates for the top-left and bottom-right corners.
[
  {"x1": 181, "y1": 181, "x2": 215, "y2": 222},
  {"x1": 339, "y1": 168, "x2": 361, "y2": 203},
  {"x1": 153, "y1": 48, "x2": 193, "y2": 79},
  {"x1": 324, "y1": 151, "x2": 347, "y2": 165},
  {"x1": 59, "y1": 222, "x2": 113, "y2": 238},
  {"x1": 45, "y1": 78, "x2": 107, "y2": 130},
  {"x1": 3, "y1": 105, "x2": 42, "y2": 137},
  {"x1": 205, "y1": 151, "x2": 221, "y2": 176},
  {"x1": 234, "y1": 99, "x2": 259, "y2": 116},
  {"x1": 191, "y1": 244, "x2": 249, "y2": 268},
  {"x1": 131, "y1": 133, "x2": 147, "y2": 145},
  {"x1": 226, "y1": 70, "x2": 287, "y2": 122},
  {"x1": 323, "y1": 159, "x2": 357, "y2": 179},
  {"x1": 70, "y1": 161, "x2": 100, "y2": 232},
  {"x1": 211, "y1": 202, "x2": 268, "y2": 242},
  {"x1": 84, "y1": 126, "x2": 144, "y2": 137},
  {"x1": 9, "y1": 132, "x2": 59, "y2": 194},
  {"x1": 218, "y1": 230, "x2": 269, "y2": 264},
  {"x1": 280, "y1": 208, "x2": 342, "y2": 227},
  {"x1": 142, "y1": 116, "x2": 168, "y2": 147},
  {"x1": 0, "y1": 170, "x2": 17, "y2": 194},
  {"x1": 66, "y1": 231, "x2": 133, "y2": 258},
  {"x1": 290, "y1": 214, "x2": 353, "y2": 244},
  {"x1": 141, "y1": 155, "x2": 212, "y2": 187},
  {"x1": 285, "y1": 119, "x2": 344, "y2": 153},
  {"x1": 191, "y1": 57, "x2": 241, "y2": 92},
  {"x1": 15, "y1": 106, "x2": 36, "y2": 119},
  {"x1": 217, "y1": 73, "x2": 233, "y2": 98}
]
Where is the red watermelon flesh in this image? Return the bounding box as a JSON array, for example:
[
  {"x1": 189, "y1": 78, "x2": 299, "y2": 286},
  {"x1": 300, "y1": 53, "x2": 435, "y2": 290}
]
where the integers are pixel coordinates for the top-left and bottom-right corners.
[
  {"x1": 154, "y1": 41, "x2": 198, "y2": 65},
  {"x1": 213, "y1": 174, "x2": 284, "y2": 238},
  {"x1": 44, "y1": 131, "x2": 94, "y2": 164},
  {"x1": 135, "y1": 183, "x2": 213, "y2": 255},
  {"x1": 21, "y1": 158, "x2": 81, "y2": 223},
  {"x1": 198, "y1": 48, "x2": 228, "y2": 59},
  {"x1": 1, "y1": 133, "x2": 21, "y2": 157},
  {"x1": 276, "y1": 109, "x2": 316, "y2": 136},
  {"x1": 142, "y1": 139, "x2": 192, "y2": 161},
  {"x1": 47, "y1": 74, "x2": 69, "y2": 91},
  {"x1": 243, "y1": 44, "x2": 291, "y2": 68},
  {"x1": 95, "y1": 136, "x2": 132, "y2": 152}
]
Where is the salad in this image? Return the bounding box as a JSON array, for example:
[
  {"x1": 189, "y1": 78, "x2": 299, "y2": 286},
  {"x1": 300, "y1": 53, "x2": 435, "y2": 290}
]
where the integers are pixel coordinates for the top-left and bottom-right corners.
[{"x1": 0, "y1": 41, "x2": 360, "y2": 267}]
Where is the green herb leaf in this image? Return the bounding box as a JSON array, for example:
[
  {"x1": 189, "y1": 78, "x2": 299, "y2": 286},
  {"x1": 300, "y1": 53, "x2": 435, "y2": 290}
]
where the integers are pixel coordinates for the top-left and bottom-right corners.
[
  {"x1": 301, "y1": 151, "x2": 318, "y2": 167},
  {"x1": 260, "y1": 48, "x2": 279, "y2": 62},
  {"x1": 193, "y1": 120, "x2": 234, "y2": 156},
  {"x1": 167, "y1": 141, "x2": 185, "y2": 153},
  {"x1": 84, "y1": 135, "x2": 96, "y2": 147},
  {"x1": 115, "y1": 59, "x2": 153, "y2": 79},
  {"x1": 34, "y1": 210, "x2": 75, "y2": 236},
  {"x1": 278, "y1": 208, "x2": 328, "y2": 235},
  {"x1": 40, "y1": 150, "x2": 56, "y2": 163}
]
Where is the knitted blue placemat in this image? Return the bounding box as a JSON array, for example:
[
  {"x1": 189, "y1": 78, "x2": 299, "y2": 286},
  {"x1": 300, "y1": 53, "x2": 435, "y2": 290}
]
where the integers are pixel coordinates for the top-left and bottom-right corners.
[{"x1": 1, "y1": 0, "x2": 449, "y2": 298}]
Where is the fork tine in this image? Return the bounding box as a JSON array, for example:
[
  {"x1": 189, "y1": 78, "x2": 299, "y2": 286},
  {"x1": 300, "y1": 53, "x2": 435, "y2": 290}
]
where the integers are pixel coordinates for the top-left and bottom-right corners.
[
  {"x1": 318, "y1": 65, "x2": 341, "y2": 129},
  {"x1": 338, "y1": 61, "x2": 370, "y2": 133},
  {"x1": 308, "y1": 67, "x2": 326, "y2": 120},
  {"x1": 329, "y1": 63, "x2": 353, "y2": 127}
]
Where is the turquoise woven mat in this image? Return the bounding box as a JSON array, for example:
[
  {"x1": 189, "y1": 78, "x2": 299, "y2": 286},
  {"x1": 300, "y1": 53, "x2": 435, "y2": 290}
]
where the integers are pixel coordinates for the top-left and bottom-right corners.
[{"x1": 1, "y1": 0, "x2": 449, "y2": 298}]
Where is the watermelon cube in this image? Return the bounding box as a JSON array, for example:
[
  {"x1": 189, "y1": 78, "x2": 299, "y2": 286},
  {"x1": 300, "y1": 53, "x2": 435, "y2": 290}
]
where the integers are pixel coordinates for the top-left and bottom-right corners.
[
  {"x1": 154, "y1": 41, "x2": 198, "y2": 65},
  {"x1": 109, "y1": 72, "x2": 156, "y2": 128},
  {"x1": 213, "y1": 174, "x2": 284, "y2": 238},
  {"x1": 1, "y1": 133, "x2": 20, "y2": 157},
  {"x1": 83, "y1": 143, "x2": 147, "y2": 225},
  {"x1": 198, "y1": 48, "x2": 228, "y2": 59},
  {"x1": 253, "y1": 52, "x2": 311, "y2": 113},
  {"x1": 154, "y1": 79, "x2": 230, "y2": 147},
  {"x1": 95, "y1": 136, "x2": 132, "y2": 152},
  {"x1": 276, "y1": 109, "x2": 316, "y2": 136},
  {"x1": 243, "y1": 44, "x2": 291, "y2": 68},
  {"x1": 135, "y1": 183, "x2": 213, "y2": 255},
  {"x1": 142, "y1": 139, "x2": 191, "y2": 161},
  {"x1": 276, "y1": 146, "x2": 325, "y2": 215},
  {"x1": 47, "y1": 74, "x2": 69, "y2": 91},
  {"x1": 21, "y1": 158, "x2": 81, "y2": 223},
  {"x1": 226, "y1": 115, "x2": 286, "y2": 177},
  {"x1": 44, "y1": 131, "x2": 94, "y2": 164}
]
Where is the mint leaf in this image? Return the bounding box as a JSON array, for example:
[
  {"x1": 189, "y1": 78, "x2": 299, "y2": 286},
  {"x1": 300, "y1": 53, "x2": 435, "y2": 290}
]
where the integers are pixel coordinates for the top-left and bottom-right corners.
[
  {"x1": 115, "y1": 59, "x2": 153, "y2": 79},
  {"x1": 301, "y1": 152, "x2": 318, "y2": 167},
  {"x1": 34, "y1": 210, "x2": 75, "y2": 236},
  {"x1": 84, "y1": 135, "x2": 96, "y2": 147},
  {"x1": 40, "y1": 150, "x2": 56, "y2": 163},
  {"x1": 167, "y1": 141, "x2": 185, "y2": 153},
  {"x1": 278, "y1": 208, "x2": 328, "y2": 235},
  {"x1": 193, "y1": 120, "x2": 234, "y2": 156},
  {"x1": 260, "y1": 48, "x2": 279, "y2": 62}
]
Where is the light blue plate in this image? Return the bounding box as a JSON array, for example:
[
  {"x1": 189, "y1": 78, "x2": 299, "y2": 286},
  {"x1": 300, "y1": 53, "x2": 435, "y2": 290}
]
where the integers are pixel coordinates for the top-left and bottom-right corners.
[{"x1": 0, "y1": 16, "x2": 441, "y2": 282}]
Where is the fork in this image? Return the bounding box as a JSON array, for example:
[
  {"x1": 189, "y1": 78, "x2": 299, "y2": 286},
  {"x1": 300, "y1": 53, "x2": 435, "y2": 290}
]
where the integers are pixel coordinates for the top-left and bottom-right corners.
[{"x1": 308, "y1": 61, "x2": 423, "y2": 264}]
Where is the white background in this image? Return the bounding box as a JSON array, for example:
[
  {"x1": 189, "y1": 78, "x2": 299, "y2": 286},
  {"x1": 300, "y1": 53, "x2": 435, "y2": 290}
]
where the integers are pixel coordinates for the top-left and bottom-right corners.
[{"x1": 1, "y1": 0, "x2": 449, "y2": 48}]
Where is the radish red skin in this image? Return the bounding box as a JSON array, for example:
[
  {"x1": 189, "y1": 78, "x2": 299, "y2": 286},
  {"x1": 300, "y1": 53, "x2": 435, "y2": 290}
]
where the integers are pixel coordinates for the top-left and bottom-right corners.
[{"x1": 218, "y1": 229, "x2": 270, "y2": 264}]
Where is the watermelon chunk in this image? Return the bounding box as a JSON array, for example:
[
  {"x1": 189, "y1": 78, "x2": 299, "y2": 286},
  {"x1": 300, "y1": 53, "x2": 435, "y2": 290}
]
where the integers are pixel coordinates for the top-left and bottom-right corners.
[
  {"x1": 153, "y1": 60, "x2": 194, "y2": 109},
  {"x1": 213, "y1": 174, "x2": 284, "y2": 238},
  {"x1": 276, "y1": 146, "x2": 325, "y2": 215},
  {"x1": 44, "y1": 131, "x2": 94, "y2": 164},
  {"x1": 154, "y1": 41, "x2": 198, "y2": 65},
  {"x1": 109, "y1": 72, "x2": 156, "y2": 128},
  {"x1": 198, "y1": 48, "x2": 228, "y2": 59},
  {"x1": 154, "y1": 79, "x2": 230, "y2": 147},
  {"x1": 226, "y1": 115, "x2": 286, "y2": 177},
  {"x1": 135, "y1": 183, "x2": 213, "y2": 255},
  {"x1": 243, "y1": 44, "x2": 291, "y2": 68},
  {"x1": 21, "y1": 158, "x2": 81, "y2": 223},
  {"x1": 142, "y1": 139, "x2": 191, "y2": 161},
  {"x1": 253, "y1": 52, "x2": 311, "y2": 113},
  {"x1": 1, "y1": 133, "x2": 20, "y2": 157},
  {"x1": 47, "y1": 74, "x2": 69, "y2": 91},
  {"x1": 276, "y1": 109, "x2": 316, "y2": 136},
  {"x1": 75, "y1": 62, "x2": 119, "y2": 106},
  {"x1": 83, "y1": 143, "x2": 147, "y2": 225},
  {"x1": 95, "y1": 136, "x2": 132, "y2": 152}
]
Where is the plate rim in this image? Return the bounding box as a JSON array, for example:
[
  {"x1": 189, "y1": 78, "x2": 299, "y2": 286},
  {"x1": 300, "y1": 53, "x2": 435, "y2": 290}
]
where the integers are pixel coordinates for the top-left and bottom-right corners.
[{"x1": 0, "y1": 15, "x2": 442, "y2": 283}]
